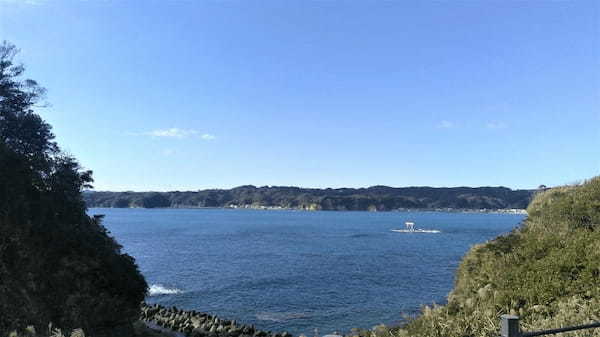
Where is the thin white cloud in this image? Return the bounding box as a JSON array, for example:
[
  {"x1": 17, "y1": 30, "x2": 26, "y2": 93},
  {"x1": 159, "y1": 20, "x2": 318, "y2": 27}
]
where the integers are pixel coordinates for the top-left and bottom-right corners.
[
  {"x1": 147, "y1": 128, "x2": 197, "y2": 139},
  {"x1": 486, "y1": 121, "x2": 508, "y2": 129},
  {"x1": 139, "y1": 128, "x2": 215, "y2": 140},
  {"x1": 437, "y1": 120, "x2": 456, "y2": 129}
]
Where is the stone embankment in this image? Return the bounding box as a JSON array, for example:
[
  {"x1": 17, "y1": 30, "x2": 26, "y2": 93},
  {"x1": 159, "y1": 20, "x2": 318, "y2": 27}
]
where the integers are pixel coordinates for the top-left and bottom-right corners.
[{"x1": 140, "y1": 303, "x2": 293, "y2": 337}]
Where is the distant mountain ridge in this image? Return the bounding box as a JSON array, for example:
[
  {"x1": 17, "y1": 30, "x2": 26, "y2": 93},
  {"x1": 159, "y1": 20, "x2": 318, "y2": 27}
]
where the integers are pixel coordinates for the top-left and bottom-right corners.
[{"x1": 84, "y1": 185, "x2": 535, "y2": 211}]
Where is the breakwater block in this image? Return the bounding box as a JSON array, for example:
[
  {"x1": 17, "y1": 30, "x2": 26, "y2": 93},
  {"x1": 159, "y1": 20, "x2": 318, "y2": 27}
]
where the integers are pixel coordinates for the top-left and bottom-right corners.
[{"x1": 140, "y1": 303, "x2": 294, "y2": 337}]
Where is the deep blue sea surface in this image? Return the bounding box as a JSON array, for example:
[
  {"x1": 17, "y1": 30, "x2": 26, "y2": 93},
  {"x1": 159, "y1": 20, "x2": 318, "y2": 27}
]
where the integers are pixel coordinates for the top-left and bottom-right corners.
[{"x1": 88, "y1": 208, "x2": 525, "y2": 335}]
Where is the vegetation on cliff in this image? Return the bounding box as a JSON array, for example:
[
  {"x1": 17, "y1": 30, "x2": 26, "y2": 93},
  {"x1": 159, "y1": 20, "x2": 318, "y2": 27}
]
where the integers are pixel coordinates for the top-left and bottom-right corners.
[
  {"x1": 0, "y1": 42, "x2": 147, "y2": 336},
  {"x1": 84, "y1": 185, "x2": 533, "y2": 211},
  {"x1": 384, "y1": 177, "x2": 600, "y2": 337}
]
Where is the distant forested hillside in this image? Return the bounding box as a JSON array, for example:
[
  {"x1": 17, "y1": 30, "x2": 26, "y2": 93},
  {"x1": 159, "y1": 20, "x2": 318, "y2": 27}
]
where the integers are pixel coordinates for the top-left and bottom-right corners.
[{"x1": 84, "y1": 185, "x2": 534, "y2": 211}]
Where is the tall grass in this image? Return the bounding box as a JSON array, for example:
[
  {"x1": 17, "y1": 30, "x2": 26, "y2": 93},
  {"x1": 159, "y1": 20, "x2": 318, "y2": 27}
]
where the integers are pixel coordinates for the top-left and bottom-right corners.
[{"x1": 5, "y1": 324, "x2": 85, "y2": 337}]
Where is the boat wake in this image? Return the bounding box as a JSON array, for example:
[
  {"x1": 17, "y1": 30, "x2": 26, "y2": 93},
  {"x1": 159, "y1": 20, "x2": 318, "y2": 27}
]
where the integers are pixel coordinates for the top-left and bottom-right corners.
[
  {"x1": 148, "y1": 284, "x2": 184, "y2": 296},
  {"x1": 391, "y1": 229, "x2": 441, "y2": 233}
]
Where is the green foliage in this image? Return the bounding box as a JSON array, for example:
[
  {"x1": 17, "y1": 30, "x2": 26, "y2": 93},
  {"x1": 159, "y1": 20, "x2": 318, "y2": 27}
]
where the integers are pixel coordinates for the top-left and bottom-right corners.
[
  {"x1": 388, "y1": 177, "x2": 600, "y2": 337},
  {"x1": 5, "y1": 321, "x2": 176, "y2": 337},
  {"x1": 84, "y1": 185, "x2": 534, "y2": 211},
  {"x1": 527, "y1": 178, "x2": 600, "y2": 230},
  {"x1": 48, "y1": 326, "x2": 85, "y2": 337},
  {"x1": 139, "y1": 193, "x2": 171, "y2": 208},
  {"x1": 0, "y1": 41, "x2": 147, "y2": 336}
]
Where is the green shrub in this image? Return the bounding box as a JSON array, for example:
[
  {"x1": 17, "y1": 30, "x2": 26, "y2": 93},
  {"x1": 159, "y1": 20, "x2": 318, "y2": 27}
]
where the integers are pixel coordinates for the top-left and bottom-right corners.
[{"x1": 389, "y1": 177, "x2": 600, "y2": 337}]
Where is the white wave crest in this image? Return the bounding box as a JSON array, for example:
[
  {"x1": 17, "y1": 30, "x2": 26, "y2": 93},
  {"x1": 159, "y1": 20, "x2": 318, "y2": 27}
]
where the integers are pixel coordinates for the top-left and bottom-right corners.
[{"x1": 148, "y1": 284, "x2": 184, "y2": 296}]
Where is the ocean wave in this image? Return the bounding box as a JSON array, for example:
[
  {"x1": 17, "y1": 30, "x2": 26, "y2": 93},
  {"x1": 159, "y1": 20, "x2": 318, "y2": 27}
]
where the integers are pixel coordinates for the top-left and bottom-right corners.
[{"x1": 148, "y1": 284, "x2": 184, "y2": 296}]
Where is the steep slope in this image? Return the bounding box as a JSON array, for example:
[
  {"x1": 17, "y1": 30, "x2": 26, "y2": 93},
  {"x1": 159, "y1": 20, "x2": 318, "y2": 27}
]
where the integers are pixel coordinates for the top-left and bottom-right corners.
[
  {"x1": 393, "y1": 177, "x2": 600, "y2": 337},
  {"x1": 0, "y1": 42, "x2": 147, "y2": 337}
]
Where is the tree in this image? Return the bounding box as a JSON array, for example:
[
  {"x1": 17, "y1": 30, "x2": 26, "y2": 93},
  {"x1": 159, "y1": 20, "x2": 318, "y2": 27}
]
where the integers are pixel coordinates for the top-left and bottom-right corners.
[
  {"x1": 0, "y1": 41, "x2": 147, "y2": 336},
  {"x1": 112, "y1": 198, "x2": 131, "y2": 208},
  {"x1": 140, "y1": 192, "x2": 171, "y2": 208}
]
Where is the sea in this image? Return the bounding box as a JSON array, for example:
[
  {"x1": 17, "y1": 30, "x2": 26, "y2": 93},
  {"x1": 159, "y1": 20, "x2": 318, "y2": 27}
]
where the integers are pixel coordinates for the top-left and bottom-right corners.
[{"x1": 87, "y1": 208, "x2": 525, "y2": 336}]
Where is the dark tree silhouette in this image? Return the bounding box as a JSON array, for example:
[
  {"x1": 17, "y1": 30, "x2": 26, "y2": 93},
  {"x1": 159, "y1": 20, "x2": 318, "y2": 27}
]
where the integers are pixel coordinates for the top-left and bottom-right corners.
[{"x1": 0, "y1": 41, "x2": 147, "y2": 336}]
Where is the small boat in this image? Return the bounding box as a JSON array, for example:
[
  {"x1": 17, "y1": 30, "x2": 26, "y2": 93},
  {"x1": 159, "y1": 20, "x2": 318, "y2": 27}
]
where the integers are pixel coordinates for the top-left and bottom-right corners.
[
  {"x1": 391, "y1": 221, "x2": 441, "y2": 233},
  {"x1": 391, "y1": 229, "x2": 441, "y2": 233}
]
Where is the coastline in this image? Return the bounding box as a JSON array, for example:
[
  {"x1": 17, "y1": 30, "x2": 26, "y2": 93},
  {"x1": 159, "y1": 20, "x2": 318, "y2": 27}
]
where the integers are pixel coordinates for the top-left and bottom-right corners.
[{"x1": 89, "y1": 205, "x2": 528, "y2": 215}]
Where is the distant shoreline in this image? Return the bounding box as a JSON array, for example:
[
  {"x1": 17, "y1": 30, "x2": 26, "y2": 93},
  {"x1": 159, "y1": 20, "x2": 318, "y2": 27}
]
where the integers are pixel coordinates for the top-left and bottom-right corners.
[
  {"x1": 84, "y1": 185, "x2": 534, "y2": 211},
  {"x1": 88, "y1": 205, "x2": 528, "y2": 215}
]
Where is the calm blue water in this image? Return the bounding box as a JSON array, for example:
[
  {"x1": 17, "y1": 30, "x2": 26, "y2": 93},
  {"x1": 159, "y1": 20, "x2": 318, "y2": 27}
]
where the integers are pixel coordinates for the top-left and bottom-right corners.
[{"x1": 88, "y1": 208, "x2": 524, "y2": 335}]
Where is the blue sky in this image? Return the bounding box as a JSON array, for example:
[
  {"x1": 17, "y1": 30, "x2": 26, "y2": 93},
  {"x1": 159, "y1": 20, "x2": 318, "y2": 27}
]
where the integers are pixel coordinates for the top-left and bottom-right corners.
[{"x1": 1, "y1": 0, "x2": 598, "y2": 191}]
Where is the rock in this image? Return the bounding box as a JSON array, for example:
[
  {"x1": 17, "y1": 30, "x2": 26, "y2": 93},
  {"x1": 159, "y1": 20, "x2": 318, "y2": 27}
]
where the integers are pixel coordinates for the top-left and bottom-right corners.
[
  {"x1": 191, "y1": 317, "x2": 203, "y2": 328},
  {"x1": 191, "y1": 328, "x2": 206, "y2": 337},
  {"x1": 228, "y1": 328, "x2": 242, "y2": 336},
  {"x1": 254, "y1": 330, "x2": 267, "y2": 337},
  {"x1": 141, "y1": 305, "x2": 293, "y2": 337}
]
